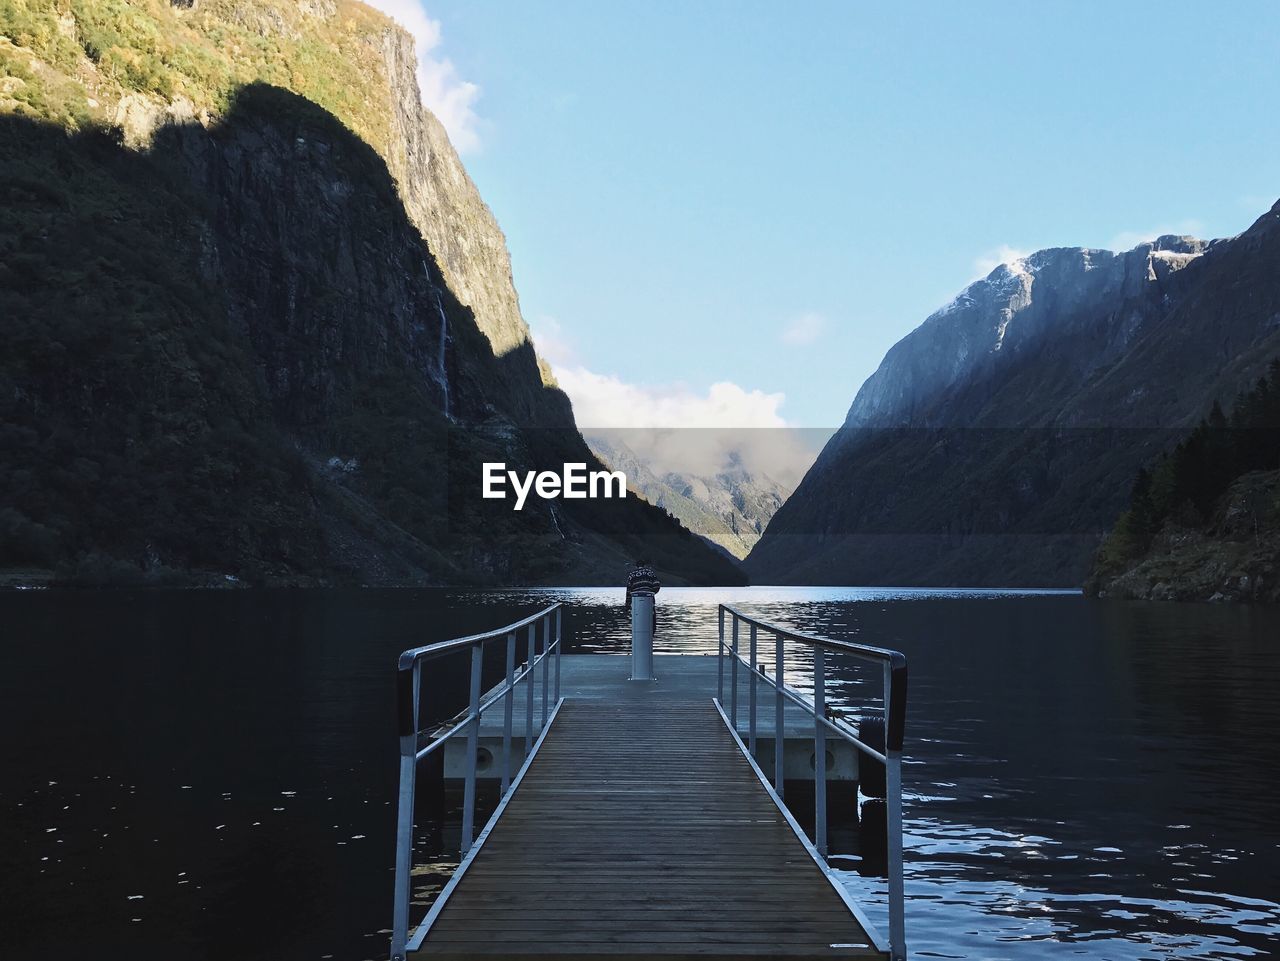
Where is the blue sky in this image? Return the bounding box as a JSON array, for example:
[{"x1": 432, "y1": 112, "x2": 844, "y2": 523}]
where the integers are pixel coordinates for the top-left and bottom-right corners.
[{"x1": 376, "y1": 1, "x2": 1280, "y2": 428}]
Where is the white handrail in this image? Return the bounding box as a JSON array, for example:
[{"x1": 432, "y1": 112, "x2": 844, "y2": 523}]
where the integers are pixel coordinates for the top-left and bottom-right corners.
[
  {"x1": 390, "y1": 603, "x2": 563, "y2": 961},
  {"x1": 717, "y1": 604, "x2": 908, "y2": 961}
]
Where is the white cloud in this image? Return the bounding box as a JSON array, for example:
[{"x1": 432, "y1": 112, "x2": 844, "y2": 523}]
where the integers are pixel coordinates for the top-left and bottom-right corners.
[
  {"x1": 530, "y1": 323, "x2": 824, "y2": 487},
  {"x1": 364, "y1": 0, "x2": 483, "y2": 153},
  {"x1": 1107, "y1": 219, "x2": 1204, "y2": 252},
  {"x1": 780, "y1": 312, "x2": 827, "y2": 347},
  {"x1": 552, "y1": 367, "x2": 788, "y2": 430},
  {"x1": 553, "y1": 366, "x2": 803, "y2": 483},
  {"x1": 531, "y1": 319, "x2": 786, "y2": 429},
  {"x1": 529, "y1": 315, "x2": 577, "y2": 367},
  {"x1": 971, "y1": 245, "x2": 1029, "y2": 281}
]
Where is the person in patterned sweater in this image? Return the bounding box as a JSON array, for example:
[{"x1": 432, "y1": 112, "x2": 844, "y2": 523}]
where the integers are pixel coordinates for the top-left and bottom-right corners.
[{"x1": 625, "y1": 559, "x2": 661, "y2": 637}]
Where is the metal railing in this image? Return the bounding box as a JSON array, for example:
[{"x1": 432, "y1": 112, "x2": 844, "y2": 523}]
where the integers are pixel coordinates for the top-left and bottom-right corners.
[
  {"x1": 716, "y1": 604, "x2": 908, "y2": 961},
  {"x1": 391, "y1": 602, "x2": 563, "y2": 961}
]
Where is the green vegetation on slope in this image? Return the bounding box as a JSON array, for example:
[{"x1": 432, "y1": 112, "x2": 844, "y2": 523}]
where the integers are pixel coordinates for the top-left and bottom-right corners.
[
  {"x1": 1088, "y1": 359, "x2": 1280, "y2": 600},
  {"x1": 1, "y1": 0, "x2": 395, "y2": 150},
  {"x1": 1095, "y1": 359, "x2": 1280, "y2": 573}
]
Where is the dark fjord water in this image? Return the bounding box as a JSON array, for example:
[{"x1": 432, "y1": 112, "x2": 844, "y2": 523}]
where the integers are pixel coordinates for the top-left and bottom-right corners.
[{"x1": 1, "y1": 587, "x2": 1277, "y2": 960}]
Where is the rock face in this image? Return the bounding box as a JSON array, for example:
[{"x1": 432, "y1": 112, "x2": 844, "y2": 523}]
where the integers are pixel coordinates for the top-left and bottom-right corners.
[
  {"x1": 746, "y1": 203, "x2": 1280, "y2": 587},
  {"x1": 380, "y1": 29, "x2": 552, "y2": 393},
  {"x1": 0, "y1": 0, "x2": 744, "y2": 587},
  {"x1": 586, "y1": 433, "x2": 788, "y2": 560},
  {"x1": 845, "y1": 238, "x2": 1213, "y2": 430}
]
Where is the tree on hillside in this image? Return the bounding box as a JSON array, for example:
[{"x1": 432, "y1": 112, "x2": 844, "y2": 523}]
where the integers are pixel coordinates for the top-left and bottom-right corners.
[{"x1": 1097, "y1": 358, "x2": 1280, "y2": 572}]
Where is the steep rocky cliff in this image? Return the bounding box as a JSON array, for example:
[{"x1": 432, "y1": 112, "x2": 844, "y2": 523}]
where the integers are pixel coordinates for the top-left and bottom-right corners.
[
  {"x1": 844, "y1": 238, "x2": 1214, "y2": 430},
  {"x1": 746, "y1": 202, "x2": 1280, "y2": 586},
  {"x1": 379, "y1": 26, "x2": 560, "y2": 413},
  {"x1": 0, "y1": 0, "x2": 743, "y2": 586}
]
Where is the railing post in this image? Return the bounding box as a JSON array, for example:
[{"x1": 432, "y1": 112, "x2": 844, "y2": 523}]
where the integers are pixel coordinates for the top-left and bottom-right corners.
[
  {"x1": 730, "y1": 616, "x2": 739, "y2": 729},
  {"x1": 774, "y1": 631, "x2": 785, "y2": 797},
  {"x1": 501, "y1": 631, "x2": 516, "y2": 793},
  {"x1": 460, "y1": 643, "x2": 483, "y2": 855},
  {"x1": 390, "y1": 660, "x2": 420, "y2": 961},
  {"x1": 885, "y1": 660, "x2": 906, "y2": 961},
  {"x1": 526, "y1": 624, "x2": 536, "y2": 751},
  {"x1": 554, "y1": 606, "x2": 562, "y2": 702},
  {"x1": 717, "y1": 606, "x2": 725, "y2": 703},
  {"x1": 541, "y1": 616, "x2": 550, "y2": 728},
  {"x1": 813, "y1": 645, "x2": 827, "y2": 859},
  {"x1": 748, "y1": 623, "x2": 758, "y2": 757}
]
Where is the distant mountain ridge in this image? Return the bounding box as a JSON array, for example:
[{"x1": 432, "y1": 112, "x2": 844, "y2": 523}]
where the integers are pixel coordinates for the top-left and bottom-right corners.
[
  {"x1": 585, "y1": 432, "x2": 789, "y2": 560},
  {"x1": 746, "y1": 201, "x2": 1280, "y2": 587}
]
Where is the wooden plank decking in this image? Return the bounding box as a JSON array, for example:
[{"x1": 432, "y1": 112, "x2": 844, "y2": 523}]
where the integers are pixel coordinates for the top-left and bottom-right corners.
[{"x1": 413, "y1": 655, "x2": 884, "y2": 959}]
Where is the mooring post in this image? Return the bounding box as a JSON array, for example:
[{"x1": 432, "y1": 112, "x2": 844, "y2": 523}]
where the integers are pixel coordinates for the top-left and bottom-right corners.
[{"x1": 629, "y1": 594, "x2": 654, "y2": 681}]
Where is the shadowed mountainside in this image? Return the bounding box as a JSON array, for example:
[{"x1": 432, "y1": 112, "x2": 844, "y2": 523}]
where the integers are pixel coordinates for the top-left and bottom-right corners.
[
  {"x1": 747, "y1": 202, "x2": 1280, "y2": 587},
  {"x1": 0, "y1": 0, "x2": 743, "y2": 587},
  {"x1": 1087, "y1": 359, "x2": 1280, "y2": 602}
]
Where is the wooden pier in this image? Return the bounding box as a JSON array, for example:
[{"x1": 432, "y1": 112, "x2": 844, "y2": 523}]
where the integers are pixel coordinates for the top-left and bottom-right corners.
[
  {"x1": 391, "y1": 605, "x2": 907, "y2": 961},
  {"x1": 439, "y1": 655, "x2": 863, "y2": 788}
]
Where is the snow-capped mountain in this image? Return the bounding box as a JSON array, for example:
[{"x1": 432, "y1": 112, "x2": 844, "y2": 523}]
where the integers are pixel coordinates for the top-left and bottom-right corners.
[
  {"x1": 845, "y1": 237, "x2": 1212, "y2": 429},
  {"x1": 746, "y1": 200, "x2": 1280, "y2": 587}
]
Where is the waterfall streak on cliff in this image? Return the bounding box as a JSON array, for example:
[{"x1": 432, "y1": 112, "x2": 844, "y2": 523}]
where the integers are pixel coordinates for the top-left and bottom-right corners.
[
  {"x1": 422, "y1": 260, "x2": 452, "y2": 421},
  {"x1": 436, "y1": 298, "x2": 451, "y2": 421}
]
